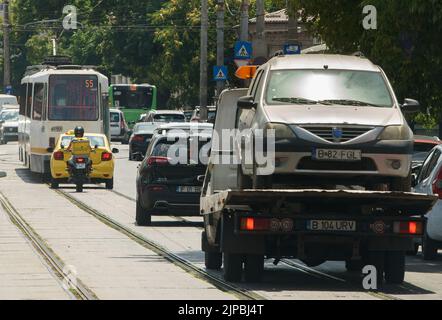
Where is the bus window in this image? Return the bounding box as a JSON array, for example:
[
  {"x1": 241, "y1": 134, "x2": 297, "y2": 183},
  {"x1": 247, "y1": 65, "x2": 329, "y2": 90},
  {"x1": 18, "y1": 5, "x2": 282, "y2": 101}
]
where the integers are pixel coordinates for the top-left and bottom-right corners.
[
  {"x1": 33, "y1": 83, "x2": 45, "y2": 121},
  {"x1": 26, "y1": 83, "x2": 32, "y2": 118},
  {"x1": 48, "y1": 75, "x2": 99, "y2": 121}
]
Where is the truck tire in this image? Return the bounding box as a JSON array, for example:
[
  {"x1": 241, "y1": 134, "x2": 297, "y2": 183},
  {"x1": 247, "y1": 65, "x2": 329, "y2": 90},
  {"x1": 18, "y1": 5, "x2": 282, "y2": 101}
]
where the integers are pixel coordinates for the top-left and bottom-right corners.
[
  {"x1": 136, "y1": 199, "x2": 152, "y2": 226},
  {"x1": 244, "y1": 254, "x2": 264, "y2": 282},
  {"x1": 223, "y1": 253, "x2": 243, "y2": 282},
  {"x1": 76, "y1": 183, "x2": 83, "y2": 193},
  {"x1": 423, "y1": 232, "x2": 438, "y2": 260},
  {"x1": 406, "y1": 243, "x2": 419, "y2": 256},
  {"x1": 384, "y1": 251, "x2": 405, "y2": 284},
  {"x1": 390, "y1": 174, "x2": 411, "y2": 192},
  {"x1": 345, "y1": 260, "x2": 364, "y2": 272},
  {"x1": 367, "y1": 251, "x2": 385, "y2": 289},
  {"x1": 202, "y1": 231, "x2": 222, "y2": 270}
]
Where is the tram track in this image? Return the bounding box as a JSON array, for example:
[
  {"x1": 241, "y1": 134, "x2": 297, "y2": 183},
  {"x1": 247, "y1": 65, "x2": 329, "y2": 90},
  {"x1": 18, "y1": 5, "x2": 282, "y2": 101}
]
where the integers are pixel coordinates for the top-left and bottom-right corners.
[
  {"x1": 0, "y1": 192, "x2": 97, "y2": 300},
  {"x1": 55, "y1": 188, "x2": 265, "y2": 300}
]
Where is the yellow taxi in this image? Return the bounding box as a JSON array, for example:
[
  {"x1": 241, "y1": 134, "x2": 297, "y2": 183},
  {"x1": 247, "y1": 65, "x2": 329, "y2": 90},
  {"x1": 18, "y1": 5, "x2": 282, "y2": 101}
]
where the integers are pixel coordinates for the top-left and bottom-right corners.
[{"x1": 50, "y1": 131, "x2": 118, "y2": 189}]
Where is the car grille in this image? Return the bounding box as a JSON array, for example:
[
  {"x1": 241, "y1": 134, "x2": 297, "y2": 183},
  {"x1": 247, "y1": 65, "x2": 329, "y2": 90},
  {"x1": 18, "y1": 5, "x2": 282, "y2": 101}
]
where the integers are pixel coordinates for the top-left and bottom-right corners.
[
  {"x1": 297, "y1": 157, "x2": 377, "y2": 171},
  {"x1": 300, "y1": 126, "x2": 374, "y2": 143}
]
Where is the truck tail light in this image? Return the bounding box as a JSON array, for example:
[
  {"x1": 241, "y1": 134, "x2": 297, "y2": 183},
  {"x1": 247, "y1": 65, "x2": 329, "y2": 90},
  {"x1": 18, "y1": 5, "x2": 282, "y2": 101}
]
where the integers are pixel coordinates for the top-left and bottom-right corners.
[
  {"x1": 101, "y1": 152, "x2": 112, "y2": 161},
  {"x1": 393, "y1": 221, "x2": 423, "y2": 235},
  {"x1": 54, "y1": 151, "x2": 64, "y2": 161},
  {"x1": 147, "y1": 156, "x2": 170, "y2": 166},
  {"x1": 75, "y1": 157, "x2": 86, "y2": 164},
  {"x1": 432, "y1": 167, "x2": 442, "y2": 199},
  {"x1": 240, "y1": 217, "x2": 271, "y2": 231}
]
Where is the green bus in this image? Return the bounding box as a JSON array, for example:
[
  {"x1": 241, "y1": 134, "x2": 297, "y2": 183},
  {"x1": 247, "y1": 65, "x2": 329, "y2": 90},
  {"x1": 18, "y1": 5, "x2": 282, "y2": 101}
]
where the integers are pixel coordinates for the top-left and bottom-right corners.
[{"x1": 109, "y1": 84, "x2": 157, "y2": 127}]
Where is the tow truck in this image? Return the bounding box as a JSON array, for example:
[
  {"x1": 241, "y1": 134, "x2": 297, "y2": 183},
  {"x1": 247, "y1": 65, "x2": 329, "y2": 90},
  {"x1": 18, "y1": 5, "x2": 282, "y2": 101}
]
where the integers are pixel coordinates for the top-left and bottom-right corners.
[{"x1": 200, "y1": 87, "x2": 436, "y2": 285}]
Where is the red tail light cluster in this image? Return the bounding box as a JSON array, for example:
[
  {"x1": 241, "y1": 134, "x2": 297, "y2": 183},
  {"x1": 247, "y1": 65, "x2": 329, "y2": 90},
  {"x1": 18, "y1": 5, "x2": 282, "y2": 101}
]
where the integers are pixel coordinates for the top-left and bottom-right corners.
[
  {"x1": 147, "y1": 156, "x2": 169, "y2": 166},
  {"x1": 240, "y1": 217, "x2": 271, "y2": 231},
  {"x1": 132, "y1": 135, "x2": 144, "y2": 142},
  {"x1": 54, "y1": 151, "x2": 64, "y2": 161},
  {"x1": 432, "y1": 168, "x2": 442, "y2": 199},
  {"x1": 393, "y1": 221, "x2": 423, "y2": 235},
  {"x1": 75, "y1": 157, "x2": 86, "y2": 164},
  {"x1": 101, "y1": 152, "x2": 112, "y2": 161}
]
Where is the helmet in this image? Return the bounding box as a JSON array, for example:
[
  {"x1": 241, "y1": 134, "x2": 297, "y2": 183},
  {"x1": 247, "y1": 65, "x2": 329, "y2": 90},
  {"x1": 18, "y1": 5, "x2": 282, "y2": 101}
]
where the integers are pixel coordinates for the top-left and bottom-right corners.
[{"x1": 74, "y1": 126, "x2": 84, "y2": 138}]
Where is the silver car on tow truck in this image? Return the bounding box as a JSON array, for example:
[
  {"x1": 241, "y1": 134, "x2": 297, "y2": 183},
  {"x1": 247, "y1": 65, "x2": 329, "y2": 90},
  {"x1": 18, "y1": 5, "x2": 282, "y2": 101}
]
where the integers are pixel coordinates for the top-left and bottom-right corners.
[{"x1": 237, "y1": 54, "x2": 419, "y2": 191}]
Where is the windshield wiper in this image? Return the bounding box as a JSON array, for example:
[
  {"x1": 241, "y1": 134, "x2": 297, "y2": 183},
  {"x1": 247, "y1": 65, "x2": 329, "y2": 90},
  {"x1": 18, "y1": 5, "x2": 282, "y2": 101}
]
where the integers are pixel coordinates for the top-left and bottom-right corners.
[
  {"x1": 319, "y1": 99, "x2": 383, "y2": 107},
  {"x1": 272, "y1": 97, "x2": 331, "y2": 105}
]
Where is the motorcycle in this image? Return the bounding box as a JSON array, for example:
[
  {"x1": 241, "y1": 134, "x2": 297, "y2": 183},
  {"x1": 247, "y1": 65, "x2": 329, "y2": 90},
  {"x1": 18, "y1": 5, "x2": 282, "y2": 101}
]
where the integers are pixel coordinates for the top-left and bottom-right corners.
[{"x1": 66, "y1": 138, "x2": 93, "y2": 192}]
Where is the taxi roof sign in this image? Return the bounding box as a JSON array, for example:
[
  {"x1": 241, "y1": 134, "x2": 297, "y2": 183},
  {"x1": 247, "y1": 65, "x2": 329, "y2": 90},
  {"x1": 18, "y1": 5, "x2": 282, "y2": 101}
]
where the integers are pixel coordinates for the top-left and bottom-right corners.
[{"x1": 235, "y1": 65, "x2": 258, "y2": 80}]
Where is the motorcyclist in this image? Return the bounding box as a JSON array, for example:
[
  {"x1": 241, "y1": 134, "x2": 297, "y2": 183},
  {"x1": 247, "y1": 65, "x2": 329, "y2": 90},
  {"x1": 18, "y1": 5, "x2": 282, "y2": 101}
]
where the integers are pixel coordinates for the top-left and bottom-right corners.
[{"x1": 67, "y1": 126, "x2": 92, "y2": 155}]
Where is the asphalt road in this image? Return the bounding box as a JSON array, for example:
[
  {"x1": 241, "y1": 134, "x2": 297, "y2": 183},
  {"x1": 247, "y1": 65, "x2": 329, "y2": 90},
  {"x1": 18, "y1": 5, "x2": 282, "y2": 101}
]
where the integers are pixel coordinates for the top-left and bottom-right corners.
[{"x1": 1, "y1": 141, "x2": 442, "y2": 300}]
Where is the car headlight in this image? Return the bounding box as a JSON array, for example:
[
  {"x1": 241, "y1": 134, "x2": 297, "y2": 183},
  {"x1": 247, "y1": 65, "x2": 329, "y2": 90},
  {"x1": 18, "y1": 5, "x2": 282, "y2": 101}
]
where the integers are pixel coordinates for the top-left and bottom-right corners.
[
  {"x1": 265, "y1": 123, "x2": 296, "y2": 139},
  {"x1": 378, "y1": 125, "x2": 412, "y2": 140}
]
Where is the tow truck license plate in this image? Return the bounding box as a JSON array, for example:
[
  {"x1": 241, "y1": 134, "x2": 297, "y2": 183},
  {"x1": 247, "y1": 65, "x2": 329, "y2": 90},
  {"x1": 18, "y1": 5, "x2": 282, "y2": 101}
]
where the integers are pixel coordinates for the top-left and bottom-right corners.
[
  {"x1": 176, "y1": 186, "x2": 201, "y2": 193},
  {"x1": 307, "y1": 220, "x2": 356, "y2": 232},
  {"x1": 314, "y1": 149, "x2": 361, "y2": 161}
]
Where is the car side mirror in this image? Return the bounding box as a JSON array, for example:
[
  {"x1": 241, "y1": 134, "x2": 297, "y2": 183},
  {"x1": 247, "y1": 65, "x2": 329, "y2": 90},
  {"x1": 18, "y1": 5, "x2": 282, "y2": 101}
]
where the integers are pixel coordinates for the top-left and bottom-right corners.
[
  {"x1": 47, "y1": 147, "x2": 54, "y2": 153},
  {"x1": 112, "y1": 148, "x2": 119, "y2": 154},
  {"x1": 401, "y1": 99, "x2": 420, "y2": 114},
  {"x1": 237, "y1": 96, "x2": 256, "y2": 109},
  {"x1": 197, "y1": 175, "x2": 205, "y2": 182}
]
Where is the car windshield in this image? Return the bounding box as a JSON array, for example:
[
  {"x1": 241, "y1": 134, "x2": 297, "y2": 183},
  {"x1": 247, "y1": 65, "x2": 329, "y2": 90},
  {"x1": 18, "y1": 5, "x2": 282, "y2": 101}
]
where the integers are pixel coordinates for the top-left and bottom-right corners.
[
  {"x1": 61, "y1": 135, "x2": 106, "y2": 148},
  {"x1": 1, "y1": 110, "x2": 19, "y2": 121},
  {"x1": 134, "y1": 123, "x2": 157, "y2": 134},
  {"x1": 266, "y1": 69, "x2": 393, "y2": 107},
  {"x1": 154, "y1": 113, "x2": 185, "y2": 122}
]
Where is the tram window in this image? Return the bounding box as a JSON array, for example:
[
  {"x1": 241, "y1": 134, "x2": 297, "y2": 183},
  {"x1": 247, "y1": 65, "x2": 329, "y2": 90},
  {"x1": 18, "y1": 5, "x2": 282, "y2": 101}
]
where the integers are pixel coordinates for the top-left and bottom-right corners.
[
  {"x1": 48, "y1": 75, "x2": 99, "y2": 121},
  {"x1": 33, "y1": 83, "x2": 45, "y2": 120},
  {"x1": 19, "y1": 84, "x2": 26, "y2": 116},
  {"x1": 26, "y1": 83, "x2": 32, "y2": 118}
]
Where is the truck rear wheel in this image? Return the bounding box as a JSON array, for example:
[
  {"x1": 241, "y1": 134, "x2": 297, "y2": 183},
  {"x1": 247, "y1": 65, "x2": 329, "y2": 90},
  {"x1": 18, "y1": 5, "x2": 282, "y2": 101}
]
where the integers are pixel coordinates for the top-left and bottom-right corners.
[
  {"x1": 244, "y1": 254, "x2": 264, "y2": 282},
  {"x1": 205, "y1": 252, "x2": 222, "y2": 270},
  {"x1": 423, "y1": 232, "x2": 438, "y2": 260},
  {"x1": 223, "y1": 253, "x2": 243, "y2": 282},
  {"x1": 367, "y1": 251, "x2": 385, "y2": 289},
  {"x1": 384, "y1": 251, "x2": 405, "y2": 284}
]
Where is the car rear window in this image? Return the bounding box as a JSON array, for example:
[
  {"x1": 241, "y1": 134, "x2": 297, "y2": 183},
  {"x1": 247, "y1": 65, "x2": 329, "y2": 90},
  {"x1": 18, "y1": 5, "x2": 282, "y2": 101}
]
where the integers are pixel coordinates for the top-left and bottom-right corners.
[
  {"x1": 151, "y1": 137, "x2": 211, "y2": 164},
  {"x1": 61, "y1": 135, "x2": 106, "y2": 148},
  {"x1": 154, "y1": 114, "x2": 185, "y2": 122}
]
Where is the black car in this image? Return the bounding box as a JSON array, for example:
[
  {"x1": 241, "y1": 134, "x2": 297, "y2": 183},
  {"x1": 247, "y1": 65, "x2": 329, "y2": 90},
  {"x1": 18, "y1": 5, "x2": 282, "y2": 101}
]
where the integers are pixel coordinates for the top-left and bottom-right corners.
[
  {"x1": 135, "y1": 127, "x2": 212, "y2": 226},
  {"x1": 128, "y1": 122, "x2": 158, "y2": 161}
]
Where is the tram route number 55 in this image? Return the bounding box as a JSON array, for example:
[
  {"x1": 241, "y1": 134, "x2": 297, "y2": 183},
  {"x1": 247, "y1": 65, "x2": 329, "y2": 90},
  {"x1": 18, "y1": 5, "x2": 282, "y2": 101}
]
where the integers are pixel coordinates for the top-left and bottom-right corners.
[{"x1": 85, "y1": 80, "x2": 95, "y2": 88}]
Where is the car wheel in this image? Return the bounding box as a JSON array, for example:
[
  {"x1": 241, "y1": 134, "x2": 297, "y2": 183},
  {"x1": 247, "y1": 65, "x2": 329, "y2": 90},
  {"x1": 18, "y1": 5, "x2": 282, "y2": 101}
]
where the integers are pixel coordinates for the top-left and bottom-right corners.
[
  {"x1": 105, "y1": 178, "x2": 114, "y2": 190},
  {"x1": 244, "y1": 254, "x2": 264, "y2": 282},
  {"x1": 423, "y1": 231, "x2": 438, "y2": 260},
  {"x1": 384, "y1": 251, "x2": 405, "y2": 284},
  {"x1": 136, "y1": 199, "x2": 151, "y2": 226},
  {"x1": 390, "y1": 173, "x2": 412, "y2": 192},
  {"x1": 345, "y1": 260, "x2": 364, "y2": 272},
  {"x1": 223, "y1": 252, "x2": 243, "y2": 282},
  {"x1": 50, "y1": 179, "x2": 59, "y2": 189}
]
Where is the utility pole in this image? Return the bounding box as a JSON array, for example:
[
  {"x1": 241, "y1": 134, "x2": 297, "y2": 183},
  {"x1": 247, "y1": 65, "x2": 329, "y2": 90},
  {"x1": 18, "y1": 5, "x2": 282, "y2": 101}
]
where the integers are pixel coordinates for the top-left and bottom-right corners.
[
  {"x1": 199, "y1": 0, "x2": 208, "y2": 121},
  {"x1": 239, "y1": 0, "x2": 249, "y2": 42},
  {"x1": 3, "y1": 0, "x2": 11, "y2": 92},
  {"x1": 254, "y1": 0, "x2": 266, "y2": 60},
  {"x1": 216, "y1": 0, "x2": 225, "y2": 100}
]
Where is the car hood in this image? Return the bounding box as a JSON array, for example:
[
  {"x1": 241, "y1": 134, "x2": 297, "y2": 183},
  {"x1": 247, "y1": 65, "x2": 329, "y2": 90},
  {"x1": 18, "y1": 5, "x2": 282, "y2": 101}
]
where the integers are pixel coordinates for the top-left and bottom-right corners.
[{"x1": 263, "y1": 105, "x2": 403, "y2": 126}]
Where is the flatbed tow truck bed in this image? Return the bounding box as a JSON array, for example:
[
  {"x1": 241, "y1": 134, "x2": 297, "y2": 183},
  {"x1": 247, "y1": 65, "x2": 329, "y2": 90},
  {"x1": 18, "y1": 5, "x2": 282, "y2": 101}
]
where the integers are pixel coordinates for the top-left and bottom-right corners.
[{"x1": 201, "y1": 189, "x2": 437, "y2": 285}]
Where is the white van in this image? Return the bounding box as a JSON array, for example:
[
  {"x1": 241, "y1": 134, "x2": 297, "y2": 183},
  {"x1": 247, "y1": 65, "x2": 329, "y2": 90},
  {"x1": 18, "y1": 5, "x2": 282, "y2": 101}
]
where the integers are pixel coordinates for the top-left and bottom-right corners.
[
  {"x1": 0, "y1": 94, "x2": 18, "y2": 111},
  {"x1": 110, "y1": 108, "x2": 130, "y2": 143}
]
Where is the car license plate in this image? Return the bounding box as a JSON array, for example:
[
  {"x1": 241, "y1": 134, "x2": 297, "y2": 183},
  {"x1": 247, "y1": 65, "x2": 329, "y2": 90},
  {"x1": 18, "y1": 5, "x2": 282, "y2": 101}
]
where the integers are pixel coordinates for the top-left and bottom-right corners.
[
  {"x1": 75, "y1": 163, "x2": 86, "y2": 169},
  {"x1": 314, "y1": 149, "x2": 361, "y2": 161},
  {"x1": 307, "y1": 220, "x2": 356, "y2": 232},
  {"x1": 176, "y1": 186, "x2": 201, "y2": 193}
]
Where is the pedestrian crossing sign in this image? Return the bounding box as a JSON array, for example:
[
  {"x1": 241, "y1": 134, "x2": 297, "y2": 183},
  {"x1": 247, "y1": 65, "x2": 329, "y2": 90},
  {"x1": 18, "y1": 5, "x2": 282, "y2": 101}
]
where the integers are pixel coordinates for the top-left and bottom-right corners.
[
  {"x1": 234, "y1": 41, "x2": 252, "y2": 60},
  {"x1": 213, "y1": 66, "x2": 228, "y2": 81}
]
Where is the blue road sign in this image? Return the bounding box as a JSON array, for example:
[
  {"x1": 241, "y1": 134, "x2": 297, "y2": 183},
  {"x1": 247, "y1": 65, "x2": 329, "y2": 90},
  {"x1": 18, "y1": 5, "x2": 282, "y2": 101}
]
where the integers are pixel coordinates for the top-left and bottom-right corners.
[
  {"x1": 234, "y1": 41, "x2": 252, "y2": 60},
  {"x1": 213, "y1": 66, "x2": 228, "y2": 81},
  {"x1": 5, "y1": 85, "x2": 12, "y2": 95},
  {"x1": 283, "y1": 43, "x2": 302, "y2": 55}
]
